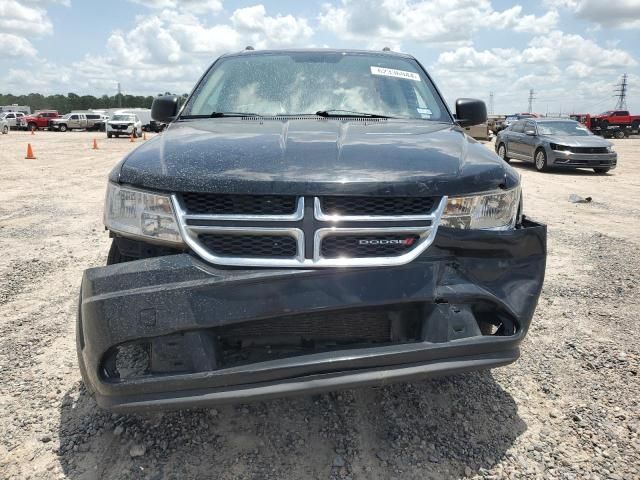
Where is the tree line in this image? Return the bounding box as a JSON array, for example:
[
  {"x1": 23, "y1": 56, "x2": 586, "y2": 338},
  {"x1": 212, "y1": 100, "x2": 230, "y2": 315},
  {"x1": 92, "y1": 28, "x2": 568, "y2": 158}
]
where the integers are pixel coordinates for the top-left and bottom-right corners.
[{"x1": 0, "y1": 92, "x2": 188, "y2": 113}]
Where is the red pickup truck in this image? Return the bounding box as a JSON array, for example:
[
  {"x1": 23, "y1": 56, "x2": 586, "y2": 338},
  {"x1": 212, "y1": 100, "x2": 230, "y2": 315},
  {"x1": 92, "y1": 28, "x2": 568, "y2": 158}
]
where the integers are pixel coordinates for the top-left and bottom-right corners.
[
  {"x1": 590, "y1": 110, "x2": 640, "y2": 130},
  {"x1": 21, "y1": 110, "x2": 60, "y2": 131}
]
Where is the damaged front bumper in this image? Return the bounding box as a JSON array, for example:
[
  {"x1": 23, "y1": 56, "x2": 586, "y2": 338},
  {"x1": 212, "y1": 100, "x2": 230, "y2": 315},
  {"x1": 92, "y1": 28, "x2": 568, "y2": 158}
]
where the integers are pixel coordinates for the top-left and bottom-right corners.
[{"x1": 78, "y1": 220, "x2": 546, "y2": 412}]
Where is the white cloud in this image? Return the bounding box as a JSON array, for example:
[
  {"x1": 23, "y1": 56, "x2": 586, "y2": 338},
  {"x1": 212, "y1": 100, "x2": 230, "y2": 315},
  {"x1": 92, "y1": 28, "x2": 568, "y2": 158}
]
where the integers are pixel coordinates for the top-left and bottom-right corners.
[
  {"x1": 431, "y1": 30, "x2": 638, "y2": 113},
  {"x1": 546, "y1": 0, "x2": 640, "y2": 29},
  {"x1": 231, "y1": 5, "x2": 314, "y2": 48},
  {"x1": 0, "y1": 34, "x2": 37, "y2": 58},
  {"x1": 127, "y1": 0, "x2": 223, "y2": 14},
  {"x1": 0, "y1": 0, "x2": 53, "y2": 36},
  {"x1": 318, "y1": 0, "x2": 559, "y2": 48}
]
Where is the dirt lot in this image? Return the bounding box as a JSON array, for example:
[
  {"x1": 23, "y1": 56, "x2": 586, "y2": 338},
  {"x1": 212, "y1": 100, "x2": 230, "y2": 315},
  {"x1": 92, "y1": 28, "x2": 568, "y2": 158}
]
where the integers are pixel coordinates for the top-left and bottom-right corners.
[{"x1": 0, "y1": 130, "x2": 638, "y2": 480}]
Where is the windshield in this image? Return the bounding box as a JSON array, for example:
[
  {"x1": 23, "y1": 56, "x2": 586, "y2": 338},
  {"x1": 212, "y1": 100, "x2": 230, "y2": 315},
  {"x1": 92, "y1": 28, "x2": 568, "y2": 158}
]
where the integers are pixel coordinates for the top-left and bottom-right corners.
[
  {"x1": 600, "y1": 111, "x2": 613, "y2": 116},
  {"x1": 537, "y1": 121, "x2": 591, "y2": 136},
  {"x1": 505, "y1": 116, "x2": 518, "y2": 121},
  {"x1": 111, "y1": 115, "x2": 135, "y2": 121},
  {"x1": 183, "y1": 52, "x2": 450, "y2": 121}
]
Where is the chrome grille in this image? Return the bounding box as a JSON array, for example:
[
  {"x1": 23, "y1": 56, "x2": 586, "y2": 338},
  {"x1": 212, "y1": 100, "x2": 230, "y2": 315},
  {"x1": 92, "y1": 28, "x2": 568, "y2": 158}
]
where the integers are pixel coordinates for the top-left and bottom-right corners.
[{"x1": 172, "y1": 194, "x2": 446, "y2": 268}]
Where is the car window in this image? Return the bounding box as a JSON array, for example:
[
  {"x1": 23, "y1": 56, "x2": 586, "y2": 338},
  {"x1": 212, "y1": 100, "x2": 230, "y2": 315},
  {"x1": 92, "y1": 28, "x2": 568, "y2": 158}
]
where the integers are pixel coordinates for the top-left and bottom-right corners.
[
  {"x1": 184, "y1": 52, "x2": 450, "y2": 121},
  {"x1": 512, "y1": 121, "x2": 525, "y2": 133},
  {"x1": 6, "y1": 114, "x2": 14, "y2": 118},
  {"x1": 525, "y1": 121, "x2": 536, "y2": 132},
  {"x1": 537, "y1": 121, "x2": 591, "y2": 136},
  {"x1": 70, "y1": 115, "x2": 78, "y2": 120}
]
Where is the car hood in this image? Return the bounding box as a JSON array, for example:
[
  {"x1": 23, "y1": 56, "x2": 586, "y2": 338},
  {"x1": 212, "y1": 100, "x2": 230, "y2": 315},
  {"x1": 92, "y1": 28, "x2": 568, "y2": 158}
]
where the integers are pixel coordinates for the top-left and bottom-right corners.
[
  {"x1": 540, "y1": 135, "x2": 612, "y2": 147},
  {"x1": 114, "y1": 118, "x2": 518, "y2": 197}
]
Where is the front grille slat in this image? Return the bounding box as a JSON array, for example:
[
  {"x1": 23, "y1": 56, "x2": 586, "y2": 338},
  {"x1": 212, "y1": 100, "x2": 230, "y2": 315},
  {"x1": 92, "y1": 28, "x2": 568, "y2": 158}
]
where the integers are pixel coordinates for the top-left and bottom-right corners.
[
  {"x1": 198, "y1": 234, "x2": 297, "y2": 258},
  {"x1": 321, "y1": 196, "x2": 436, "y2": 216},
  {"x1": 182, "y1": 193, "x2": 297, "y2": 215},
  {"x1": 569, "y1": 147, "x2": 609, "y2": 154}
]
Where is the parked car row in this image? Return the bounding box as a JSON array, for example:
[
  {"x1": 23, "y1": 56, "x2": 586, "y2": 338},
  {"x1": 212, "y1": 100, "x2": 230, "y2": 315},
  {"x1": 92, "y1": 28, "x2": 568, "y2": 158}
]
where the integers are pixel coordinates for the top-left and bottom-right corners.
[{"x1": 0, "y1": 108, "x2": 165, "y2": 137}]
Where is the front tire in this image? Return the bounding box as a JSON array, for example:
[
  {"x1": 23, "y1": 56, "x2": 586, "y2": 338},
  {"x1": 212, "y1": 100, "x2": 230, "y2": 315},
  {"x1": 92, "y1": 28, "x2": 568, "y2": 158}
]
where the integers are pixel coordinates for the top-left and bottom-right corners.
[
  {"x1": 594, "y1": 168, "x2": 610, "y2": 174},
  {"x1": 59, "y1": 124, "x2": 68, "y2": 132},
  {"x1": 2, "y1": 125, "x2": 8, "y2": 134},
  {"x1": 613, "y1": 130, "x2": 625, "y2": 139},
  {"x1": 132, "y1": 129, "x2": 138, "y2": 138},
  {"x1": 497, "y1": 143, "x2": 510, "y2": 162},
  {"x1": 534, "y1": 148, "x2": 548, "y2": 172},
  {"x1": 28, "y1": 123, "x2": 37, "y2": 132},
  {"x1": 107, "y1": 132, "x2": 112, "y2": 138}
]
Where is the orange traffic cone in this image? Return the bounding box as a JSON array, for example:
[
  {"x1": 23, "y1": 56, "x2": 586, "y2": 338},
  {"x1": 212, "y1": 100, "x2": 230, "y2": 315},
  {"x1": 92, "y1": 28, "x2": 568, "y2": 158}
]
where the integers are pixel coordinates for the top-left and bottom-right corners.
[
  {"x1": 92, "y1": 138, "x2": 99, "y2": 150},
  {"x1": 25, "y1": 143, "x2": 36, "y2": 159},
  {"x1": 130, "y1": 134, "x2": 135, "y2": 143},
  {"x1": 143, "y1": 132, "x2": 147, "y2": 140}
]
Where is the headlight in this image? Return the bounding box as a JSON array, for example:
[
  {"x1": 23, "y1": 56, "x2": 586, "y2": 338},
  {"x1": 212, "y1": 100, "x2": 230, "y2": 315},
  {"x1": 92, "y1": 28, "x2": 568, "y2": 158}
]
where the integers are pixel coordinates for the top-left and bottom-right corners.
[
  {"x1": 549, "y1": 143, "x2": 571, "y2": 152},
  {"x1": 440, "y1": 187, "x2": 520, "y2": 230},
  {"x1": 104, "y1": 183, "x2": 183, "y2": 244},
  {"x1": 606, "y1": 145, "x2": 615, "y2": 153}
]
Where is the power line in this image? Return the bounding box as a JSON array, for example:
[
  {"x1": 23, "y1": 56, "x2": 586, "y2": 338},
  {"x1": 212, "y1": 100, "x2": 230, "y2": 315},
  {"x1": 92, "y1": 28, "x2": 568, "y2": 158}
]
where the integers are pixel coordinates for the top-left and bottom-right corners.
[
  {"x1": 614, "y1": 74, "x2": 628, "y2": 110},
  {"x1": 527, "y1": 89, "x2": 535, "y2": 113}
]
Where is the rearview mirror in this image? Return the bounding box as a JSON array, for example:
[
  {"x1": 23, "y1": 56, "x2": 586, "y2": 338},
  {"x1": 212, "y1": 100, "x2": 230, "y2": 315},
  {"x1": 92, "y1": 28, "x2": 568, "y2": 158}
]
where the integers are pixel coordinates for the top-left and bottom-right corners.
[
  {"x1": 525, "y1": 129, "x2": 536, "y2": 136},
  {"x1": 151, "y1": 95, "x2": 180, "y2": 123},
  {"x1": 455, "y1": 98, "x2": 487, "y2": 127}
]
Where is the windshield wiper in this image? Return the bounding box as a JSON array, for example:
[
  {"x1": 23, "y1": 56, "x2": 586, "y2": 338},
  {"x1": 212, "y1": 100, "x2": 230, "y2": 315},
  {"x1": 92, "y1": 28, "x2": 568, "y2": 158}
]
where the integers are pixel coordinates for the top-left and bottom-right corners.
[
  {"x1": 180, "y1": 112, "x2": 263, "y2": 119},
  {"x1": 315, "y1": 109, "x2": 394, "y2": 119}
]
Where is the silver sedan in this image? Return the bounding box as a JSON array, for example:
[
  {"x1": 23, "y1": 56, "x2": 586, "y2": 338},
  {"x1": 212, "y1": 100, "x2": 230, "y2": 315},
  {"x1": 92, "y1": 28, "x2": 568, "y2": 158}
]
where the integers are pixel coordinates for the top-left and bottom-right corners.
[{"x1": 495, "y1": 118, "x2": 617, "y2": 174}]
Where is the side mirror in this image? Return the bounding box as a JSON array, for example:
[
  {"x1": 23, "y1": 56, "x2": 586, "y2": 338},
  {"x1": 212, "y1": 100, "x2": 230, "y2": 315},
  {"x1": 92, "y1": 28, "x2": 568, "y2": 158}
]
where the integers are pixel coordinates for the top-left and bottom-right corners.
[
  {"x1": 151, "y1": 95, "x2": 180, "y2": 123},
  {"x1": 525, "y1": 129, "x2": 536, "y2": 136},
  {"x1": 455, "y1": 98, "x2": 487, "y2": 127}
]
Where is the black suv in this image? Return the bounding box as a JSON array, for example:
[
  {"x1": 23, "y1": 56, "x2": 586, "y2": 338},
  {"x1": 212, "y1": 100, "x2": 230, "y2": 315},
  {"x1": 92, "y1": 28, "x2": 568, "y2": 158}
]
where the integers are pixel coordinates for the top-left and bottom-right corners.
[{"x1": 77, "y1": 49, "x2": 546, "y2": 411}]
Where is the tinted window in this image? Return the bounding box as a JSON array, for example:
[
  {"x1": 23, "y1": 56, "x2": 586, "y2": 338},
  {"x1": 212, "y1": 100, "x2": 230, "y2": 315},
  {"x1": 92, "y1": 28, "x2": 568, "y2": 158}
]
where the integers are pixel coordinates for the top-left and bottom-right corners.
[
  {"x1": 70, "y1": 115, "x2": 78, "y2": 120},
  {"x1": 87, "y1": 114, "x2": 99, "y2": 119},
  {"x1": 184, "y1": 52, "x2": 450, "y2": 121},
  {"x1": 512, "y1": 121, "x2": 525, "y2": 133}
]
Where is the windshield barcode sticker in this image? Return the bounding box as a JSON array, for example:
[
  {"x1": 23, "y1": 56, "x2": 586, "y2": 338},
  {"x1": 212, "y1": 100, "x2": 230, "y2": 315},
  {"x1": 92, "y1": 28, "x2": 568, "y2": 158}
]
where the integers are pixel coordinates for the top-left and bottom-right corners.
[{"x1": 370, "y1": 66, "x2": 420, "y2": 81}]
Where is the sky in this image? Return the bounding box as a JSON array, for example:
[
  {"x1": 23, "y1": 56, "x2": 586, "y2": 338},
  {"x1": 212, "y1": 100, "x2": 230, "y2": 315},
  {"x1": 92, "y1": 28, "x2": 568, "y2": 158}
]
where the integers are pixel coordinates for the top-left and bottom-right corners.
[{"x1": 1, "y1": 0, "x2": 639, "y2": 114}]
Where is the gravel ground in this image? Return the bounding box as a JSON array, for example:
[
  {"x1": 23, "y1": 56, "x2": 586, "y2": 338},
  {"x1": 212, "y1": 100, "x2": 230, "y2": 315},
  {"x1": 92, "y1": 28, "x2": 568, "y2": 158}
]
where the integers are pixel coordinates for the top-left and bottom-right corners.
[{"x1": 0, "y1": 131, "x2": 638, "y2": 479}]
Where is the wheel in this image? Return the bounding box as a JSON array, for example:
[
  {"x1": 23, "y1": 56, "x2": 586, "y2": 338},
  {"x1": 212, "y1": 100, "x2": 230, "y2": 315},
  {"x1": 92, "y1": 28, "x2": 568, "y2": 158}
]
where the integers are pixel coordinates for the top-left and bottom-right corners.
[
  {"x1": 59, "y1": 124, "x2": 68, "y2": 132},
  {"x1": 106, "y1": 240, "x2": 136, "y2": 265},
  {"x1": 613, "y1": 130, "x2": 625, "y2": 139},
  {"x1": 497, "y1": 143, "x2": 510, "y2": 162},
  {"x1": 601, "y1": 120, "x2": 609, "y2": 129},
  {"x1": 28, "y1": 123, "x2": 37, "y2": 132},
  {"x1": 2, "y1": 125, "x2": 8, "y2": 134},
  {"x1": 593, "y1": 168, "x2": 610, "y2": 174},
  {"x1": 107, "y1": 132, "x2": 112, "y2": 138},
  {"x1": 132, "y1": 129, "x2": 138, "y2": 138},
  {"x1": 534, "y1": 148, "x2": 548, "y2": 172}
]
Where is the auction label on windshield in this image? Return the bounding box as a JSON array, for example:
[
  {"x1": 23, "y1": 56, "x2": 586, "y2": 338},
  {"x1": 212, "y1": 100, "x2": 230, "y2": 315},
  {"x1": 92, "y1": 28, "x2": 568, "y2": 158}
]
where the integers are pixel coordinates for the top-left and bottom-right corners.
[{"x1": 370, "y1": 66, "x2": 420, "y2": 81}]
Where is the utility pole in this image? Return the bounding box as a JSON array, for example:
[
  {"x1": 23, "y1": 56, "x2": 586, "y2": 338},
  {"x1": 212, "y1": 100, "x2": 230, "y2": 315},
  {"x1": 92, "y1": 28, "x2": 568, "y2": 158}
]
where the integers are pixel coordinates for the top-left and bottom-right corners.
[
  {"x1": 117, "y1": 82, "x2": 122, "y2": 108},
  {"x1": 614, "y1": 74, "x2": 628, "y2": 110},
  {"x1": 527, "y1": 89, "x2": 535, "y2": 114},
  {"x1": 489, "y1": 92, "x2": 494, "y2": 115}
]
